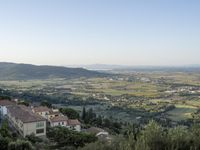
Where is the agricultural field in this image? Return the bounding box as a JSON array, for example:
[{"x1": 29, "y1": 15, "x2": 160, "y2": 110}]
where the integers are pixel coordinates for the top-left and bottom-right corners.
[
  {"x1": 166, "y1": 104, "x2": 197, "y2": 121},
  {"x1": 0, "y1": 71, "x2": 200, "y2": 124}
]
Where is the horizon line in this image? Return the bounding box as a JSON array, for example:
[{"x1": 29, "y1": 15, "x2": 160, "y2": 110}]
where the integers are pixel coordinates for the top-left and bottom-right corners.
[{"x1": 1, "y1": 61, "x2": 200, "y2": 68}]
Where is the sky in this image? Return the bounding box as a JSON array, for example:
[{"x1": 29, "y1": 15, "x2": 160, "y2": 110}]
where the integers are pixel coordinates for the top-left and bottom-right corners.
[{"x1": 0, "y1": 0, "x2": 200, "y2": 66}]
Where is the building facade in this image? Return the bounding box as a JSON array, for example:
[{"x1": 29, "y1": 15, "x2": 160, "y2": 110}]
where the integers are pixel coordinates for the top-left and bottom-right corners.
[
  {"x1": 33, "y1": 106, "x2": 81, "y2": 132},
  {"x1": 7, "y1": 105, "x2": 46, "y2": 137},
  {"x1": 32, "y1": 106, "x2": 61, "y2": 121},
  {"x1": 50, "y1": 116, "x2": 81, "y2": 132}
]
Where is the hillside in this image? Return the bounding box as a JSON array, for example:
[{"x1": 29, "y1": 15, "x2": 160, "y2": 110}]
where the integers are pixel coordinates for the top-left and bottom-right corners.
[{"x1": 0, "y1": 62, "x2": 108, "y2": 80}]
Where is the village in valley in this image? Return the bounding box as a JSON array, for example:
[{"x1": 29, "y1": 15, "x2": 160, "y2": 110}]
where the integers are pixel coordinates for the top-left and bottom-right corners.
[{"x1": 0, "y1": 99, "x2": 111, "y2": 141}]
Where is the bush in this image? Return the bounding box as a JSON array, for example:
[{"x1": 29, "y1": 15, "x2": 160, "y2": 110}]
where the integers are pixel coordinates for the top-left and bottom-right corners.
[
  {"x1": 47, "y1": 127, "x2": 97, "y2": 148},
  {"x1": 8, "y1": 140, "x2": 34, "y2": 150}
]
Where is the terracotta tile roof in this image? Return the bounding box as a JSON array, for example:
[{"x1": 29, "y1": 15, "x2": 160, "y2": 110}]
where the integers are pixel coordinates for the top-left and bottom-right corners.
[
  {"x1": 0, "y1": 100, "x2": 16, "y2": 106},
  {"x1": 68, "y1": 119, "x2": 81, "y2": 125},
  {"x1": 50, "y1": 116, "x2": 68, "y2": 122},
  {"x1": 18, "y1": 105, "x2": 33, "y2": 112},
  {"x1": 7, "y1": 105, "x2": 46, "y2": 123},
  {"x1": 33, "y1": 106, "x2": 50, "y2": 113}
]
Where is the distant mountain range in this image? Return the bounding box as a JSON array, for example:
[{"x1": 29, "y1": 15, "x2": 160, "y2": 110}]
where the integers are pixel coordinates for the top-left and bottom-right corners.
[
  {"x1": 68, "y1": 64, "x2": 200, "y2": 72},
  {"x1": 0, "y1": 62, "x2": 108, "y2": 80},
  {"x1": 67, "y1": 64, "x2": 127, "y2": 70}
]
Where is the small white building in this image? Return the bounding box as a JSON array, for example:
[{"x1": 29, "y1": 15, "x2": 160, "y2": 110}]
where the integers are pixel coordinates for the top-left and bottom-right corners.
[
  {"x1": 50, "y1": 116, "x2": 69, "y2": 127},
  {"x1": 50, "y1": 116, "x2": 81, "y2": 132},
  {"x1": 67, "y1": 119, "x2": 81, "y2": 132}
]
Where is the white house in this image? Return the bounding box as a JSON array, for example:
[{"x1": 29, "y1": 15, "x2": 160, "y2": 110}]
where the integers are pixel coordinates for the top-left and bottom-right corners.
[
  {"x1": 67, "y1": 119, "x2": 81, "y2": 132},
  {"x1": 50, "y1": 116, "x2": 69, "y2": 127},
  {"x1": 50, "y1": 116, "x2": 81, "y2": 132}
]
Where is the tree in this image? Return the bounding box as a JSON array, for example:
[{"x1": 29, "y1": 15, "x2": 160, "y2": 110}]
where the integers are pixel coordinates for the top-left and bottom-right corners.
[
  {"x1": 0, "y1": 120, "x2": 12, "y2": 150},
  {"x1": 190, "y1": 124, "x2": 200, "y2": 149},
  {"x1": 8, "y1": 140, "x2": 34, "y2": 150},
  {"x1": 103, "y1": 118, "x2": 111, "y2": 128},
  {"x1": 60, "y1": 108, "x2": 80, "y2": 119},
  {"x1": 87, "y1": 108, "x2": 96, "y2": 120},
  {"x1": 96, "y1": 115, "x2": 103, "y2": 126},
  {"x1": 0, "y1": 95, "x2": 11, "y2": 100},
  {"x1": 166, "y1": 126, "x2": 191, "y2": 150},
  {"x1": 40, "y1": 100, "x2": 52, "y2": 108},
  {"x1": 26, "y1": 133, "x2": 43, "y2": 144},
  {"x1": 135, "y1": 120, "x2": 166, "y2": 150},
  {"x1": 0, "y1": 119, "x2": 12, "y2": 138},
  {"x1": 47, "y1": 127, "x2": 97, "y2": 148},
  {"x1": 83, "y1": 108, "x2": 96, "y2": 124},
  {"x1": 18, "y1": 101, "x2": 30, "y2": 107},
  {"x1": 0, "y1": 134, "x2": 11, "y2": 150},
  {"x1": 82, "y1": 107, "x2": 86, "y2": 121}
]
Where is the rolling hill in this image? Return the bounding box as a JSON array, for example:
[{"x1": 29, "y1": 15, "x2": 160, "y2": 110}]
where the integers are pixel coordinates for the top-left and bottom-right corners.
[{"x1": 0, "y1": 62, "x2": 108, "y2": 80}]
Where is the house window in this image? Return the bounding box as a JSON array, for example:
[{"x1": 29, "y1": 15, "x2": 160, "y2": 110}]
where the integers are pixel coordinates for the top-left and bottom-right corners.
[
  {"x1": 36, "y1": 122, "x2": 44, "y2": 128},
  {"x1": 62, "y1": 122, "x2": 64, "y2": 125},
  {"x1": 58, "y1": 122, "x2": 61, "y2": 125},
  {"x1": 36, "y1": 129, "x2": 44, "y2": 134}
]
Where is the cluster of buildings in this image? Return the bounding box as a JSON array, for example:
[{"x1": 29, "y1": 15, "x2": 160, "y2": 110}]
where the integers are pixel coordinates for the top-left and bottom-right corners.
[
  {"x1": 0, "y1": 100, "x2": 81, "y2": 138},
  {"x1": 32, "y1": 106, "x2": 81, "y2": 132}
]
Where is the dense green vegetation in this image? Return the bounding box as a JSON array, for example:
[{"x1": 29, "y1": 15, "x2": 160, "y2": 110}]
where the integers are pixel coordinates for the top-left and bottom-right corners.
[
  {"x1": 80, "y1": 121, "x2": 200, "y2": 150},
  {"x1": 60, "y1": 107, "x2": 80, "y2": 119},
  {"x1": 81, "y1": 107, "x2": 122, "y2": 134},
  {"x1": 3, "y1": 108, "x2": 200, "y2": 150},
  {"x1": 40, "y1": 100, "x2": 52, "y2": 108},
  {"x1": 47, "y1": 127, "x2": 97, "y2": 149},
  {"x1": 0, "y1": 120, "x2": 34, "y2": 150}
]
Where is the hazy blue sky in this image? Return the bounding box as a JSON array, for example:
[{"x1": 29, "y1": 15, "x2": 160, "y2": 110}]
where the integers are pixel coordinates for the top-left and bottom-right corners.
[{"x1": 0, "y1": 0, "x2": 200, "y2": 66}]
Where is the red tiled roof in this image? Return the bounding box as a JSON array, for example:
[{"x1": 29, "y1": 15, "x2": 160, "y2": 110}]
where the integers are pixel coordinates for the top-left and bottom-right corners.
[
  {"x1": 50, "y1": 116, "x2": 68, "y2": 122},
  {"x1": 7, "y1": 105, "x2": 46, "y2": 123},
  {"x1": 68, "y1": 119, "x2": 81, "y2": 125},
  {"x1": 0, "y1": 100, "x2": 16, "y2": 106},
  {"x1": 33, "y1": 106, "x2": 50, "y2": 113}
]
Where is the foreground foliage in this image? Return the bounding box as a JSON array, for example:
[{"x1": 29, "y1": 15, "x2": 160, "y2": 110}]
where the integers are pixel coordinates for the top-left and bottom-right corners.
[
  {"x1": 80, "y1": 121, "x2": 200, "y2": 150},
  {"x1": 0, "y1": 120, "x2": 33, "y2": 150},
  {"x1": 47, "y1": 127, "x2": 97, "y2": 149}
]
